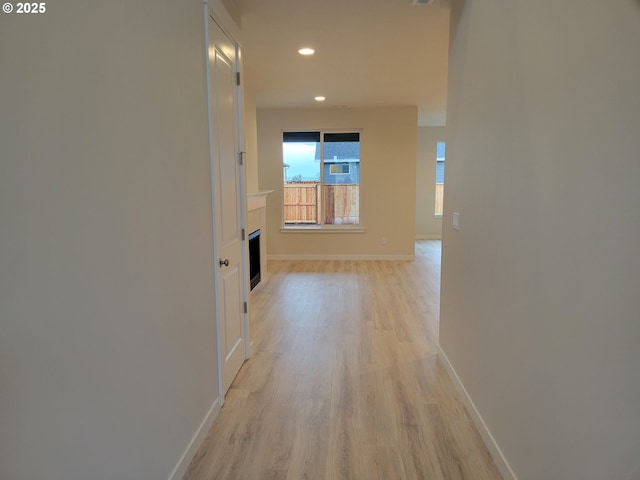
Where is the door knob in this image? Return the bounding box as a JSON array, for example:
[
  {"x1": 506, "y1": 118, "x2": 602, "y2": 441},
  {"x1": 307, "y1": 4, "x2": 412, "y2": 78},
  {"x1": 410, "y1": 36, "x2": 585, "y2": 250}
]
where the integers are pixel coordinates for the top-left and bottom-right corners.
[{"x1": 219, "y1": 258, "x2": 230, "y2": 267}]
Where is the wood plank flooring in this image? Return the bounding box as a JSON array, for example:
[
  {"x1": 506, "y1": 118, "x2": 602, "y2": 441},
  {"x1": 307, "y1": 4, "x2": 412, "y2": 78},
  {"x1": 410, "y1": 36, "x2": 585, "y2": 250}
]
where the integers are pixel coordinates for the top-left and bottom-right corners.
[{"x1": 183, "y1": 241, "x2": 502, "y2": 480}]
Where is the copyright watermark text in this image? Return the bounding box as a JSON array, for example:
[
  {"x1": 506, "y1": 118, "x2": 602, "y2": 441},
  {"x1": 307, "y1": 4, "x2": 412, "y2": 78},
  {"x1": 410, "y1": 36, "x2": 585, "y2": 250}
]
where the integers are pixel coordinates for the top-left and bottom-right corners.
[{"x1": 3, "y1": 3, "x2": 47, "y2": 14}]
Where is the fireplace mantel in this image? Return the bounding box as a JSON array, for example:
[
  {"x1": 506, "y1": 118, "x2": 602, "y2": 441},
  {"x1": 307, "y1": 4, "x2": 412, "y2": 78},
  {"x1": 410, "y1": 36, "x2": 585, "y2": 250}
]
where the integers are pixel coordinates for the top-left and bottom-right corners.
[{"x1": 247, "y1": 190, "x2": 274, "y2": 212}]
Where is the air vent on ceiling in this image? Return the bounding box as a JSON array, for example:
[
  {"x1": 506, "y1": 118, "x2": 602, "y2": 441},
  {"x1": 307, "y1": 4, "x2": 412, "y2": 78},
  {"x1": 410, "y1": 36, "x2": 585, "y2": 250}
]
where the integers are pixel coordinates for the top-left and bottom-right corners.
[{"x1": 412, "y1": 0, "x2": 434, "y2": 5}]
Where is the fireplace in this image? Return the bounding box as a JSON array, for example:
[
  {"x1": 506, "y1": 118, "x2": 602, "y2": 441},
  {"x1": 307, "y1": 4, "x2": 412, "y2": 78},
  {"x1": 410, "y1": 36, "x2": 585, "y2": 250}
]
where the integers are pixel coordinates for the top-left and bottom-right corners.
[{"x1": 248, "y1": 229, "x2": 261, "y2": 290}]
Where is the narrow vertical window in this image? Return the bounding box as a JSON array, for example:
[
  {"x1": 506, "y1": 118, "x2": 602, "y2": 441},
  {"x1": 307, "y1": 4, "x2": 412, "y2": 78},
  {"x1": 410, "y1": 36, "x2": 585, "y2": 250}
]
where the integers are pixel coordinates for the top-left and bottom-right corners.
[
  {"x1": 434, "y1": 141, "x2": 445, "y2": 216},
  {"x1": 283, "y1": 131, "x2": 360, "y2": 226}
]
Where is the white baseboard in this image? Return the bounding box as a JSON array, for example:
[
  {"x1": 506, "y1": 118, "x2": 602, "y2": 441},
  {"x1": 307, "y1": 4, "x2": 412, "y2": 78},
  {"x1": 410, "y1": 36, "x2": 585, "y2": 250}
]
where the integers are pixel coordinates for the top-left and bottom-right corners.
[
  {"x1": 437, "y1": 345, "x2": 517, "y2": 480},
  {"x1": 168, "y1": 396, "x2": 221, "y2": 480},
  {"x1": 415, "y1": 234, "x2": 442, "y2": 240},
  {"x1": 267, "y1": 254, "x2": 415, "y2": 261}
]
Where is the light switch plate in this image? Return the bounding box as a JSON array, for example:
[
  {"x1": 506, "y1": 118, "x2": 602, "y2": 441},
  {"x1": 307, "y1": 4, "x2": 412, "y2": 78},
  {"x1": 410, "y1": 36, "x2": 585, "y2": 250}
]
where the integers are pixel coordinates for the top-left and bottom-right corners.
[{"x1": 452, "y1": 212, "x2": 460, "y2": 230}]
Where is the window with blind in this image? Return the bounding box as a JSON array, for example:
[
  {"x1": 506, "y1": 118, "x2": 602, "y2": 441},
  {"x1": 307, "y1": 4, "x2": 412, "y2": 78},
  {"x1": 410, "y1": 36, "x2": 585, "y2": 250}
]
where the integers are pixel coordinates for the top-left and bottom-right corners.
[
  {"x1": 282, "y1": 131, "x2": 360, "y2": 226},
  {"x1": 434, "y1": 141, "x2": 445, "y2": 216}
]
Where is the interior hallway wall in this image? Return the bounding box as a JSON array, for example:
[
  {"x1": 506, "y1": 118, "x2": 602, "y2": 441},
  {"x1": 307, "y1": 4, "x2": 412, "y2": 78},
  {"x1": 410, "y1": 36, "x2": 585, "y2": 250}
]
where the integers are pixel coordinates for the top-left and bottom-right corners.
[
  {"x1": 439, "y1": 1, "x2": 640, "y2": 479},
  {"x1": 243, "y1": 89, "x2": 260, "y2": 193},
  {"x1": 0, "y1": 2, "x2": 224, "y2": 478}
]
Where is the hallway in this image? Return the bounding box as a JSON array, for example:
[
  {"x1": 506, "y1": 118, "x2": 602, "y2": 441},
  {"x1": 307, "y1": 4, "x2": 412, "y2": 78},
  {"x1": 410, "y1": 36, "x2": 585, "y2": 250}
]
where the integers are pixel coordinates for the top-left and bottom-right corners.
[{"x1": 184, "y1": 241, "x2": 502, "y2": 479}]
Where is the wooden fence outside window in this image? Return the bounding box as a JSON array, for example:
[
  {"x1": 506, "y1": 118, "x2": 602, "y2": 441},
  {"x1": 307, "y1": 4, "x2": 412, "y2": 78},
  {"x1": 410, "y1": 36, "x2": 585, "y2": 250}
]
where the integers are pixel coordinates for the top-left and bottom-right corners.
[
  {"x1": 435, "y1": 183, "x2": 444, "y2": 216},
  {"x1": 284, "y1": 183, "x2": 359, "y2": 225},
  {"x1": 283, "y1": 183, "x2": 319, "y2": 224}
]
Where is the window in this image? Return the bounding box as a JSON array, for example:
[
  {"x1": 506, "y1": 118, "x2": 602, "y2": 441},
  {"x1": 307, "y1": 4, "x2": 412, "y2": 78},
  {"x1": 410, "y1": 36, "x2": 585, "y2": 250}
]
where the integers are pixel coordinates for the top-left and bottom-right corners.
[
  {"x1": 329, "y1": 163, "x2": 350, "y2": 175},
  {"x1": 434, "y1": 141, "x2": 445, "y2": 216},
  {"x1": 283, "y1": 131, "x2": 360, "y2": 226}
]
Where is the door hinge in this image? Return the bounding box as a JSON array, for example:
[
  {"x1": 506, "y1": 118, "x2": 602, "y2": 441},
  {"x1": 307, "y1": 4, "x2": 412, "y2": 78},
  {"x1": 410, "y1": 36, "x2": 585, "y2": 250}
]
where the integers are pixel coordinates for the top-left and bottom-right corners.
[
  {"x1": 238, "y1": 151, "x2": 244, "y2": 166},
  {"x1": 241, "y1": 228, "x2": 245, "y2": 241},
  {"x1": 236, "y1": 72, "x2": 241, "y2": 86},
  {"x1": 243, "y1": 301, "x2": 248, "y2": 314}
]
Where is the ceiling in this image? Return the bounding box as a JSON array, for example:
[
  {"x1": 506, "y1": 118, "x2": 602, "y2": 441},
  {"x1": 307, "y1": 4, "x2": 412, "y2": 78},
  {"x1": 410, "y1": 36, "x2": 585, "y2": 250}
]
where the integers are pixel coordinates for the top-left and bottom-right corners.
[{"x1": 224, "y1": 0, "x2": 451, "y2": 126}]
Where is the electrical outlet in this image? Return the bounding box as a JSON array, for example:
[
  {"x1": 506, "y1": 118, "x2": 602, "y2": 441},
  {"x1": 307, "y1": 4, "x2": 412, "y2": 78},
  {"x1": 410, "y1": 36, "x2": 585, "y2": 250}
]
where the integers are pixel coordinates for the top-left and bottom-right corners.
[{"x1": 381, "y1": 237, "x2": 387, "y2": 245}]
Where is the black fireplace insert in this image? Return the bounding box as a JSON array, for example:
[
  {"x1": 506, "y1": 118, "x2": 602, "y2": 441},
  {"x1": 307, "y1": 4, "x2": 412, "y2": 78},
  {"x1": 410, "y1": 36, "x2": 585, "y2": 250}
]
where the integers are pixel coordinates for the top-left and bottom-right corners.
[{"x1": 248, "y1": 229, "x2": 260, "y2": 290}]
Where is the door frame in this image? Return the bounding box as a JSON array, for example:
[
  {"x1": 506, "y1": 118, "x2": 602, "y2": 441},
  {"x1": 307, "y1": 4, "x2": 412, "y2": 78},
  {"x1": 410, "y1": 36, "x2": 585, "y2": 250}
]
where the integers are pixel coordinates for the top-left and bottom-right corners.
[{"x1": 204, "y1": 5, "x2": 250, "y2": 406}]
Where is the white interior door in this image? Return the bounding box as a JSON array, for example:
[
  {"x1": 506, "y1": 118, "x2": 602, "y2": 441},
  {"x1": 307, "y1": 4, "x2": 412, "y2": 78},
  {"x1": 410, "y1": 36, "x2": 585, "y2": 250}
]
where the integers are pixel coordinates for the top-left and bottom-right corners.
[{"x1": 208, "y1": 16, "x2": 247, "y2": 395}]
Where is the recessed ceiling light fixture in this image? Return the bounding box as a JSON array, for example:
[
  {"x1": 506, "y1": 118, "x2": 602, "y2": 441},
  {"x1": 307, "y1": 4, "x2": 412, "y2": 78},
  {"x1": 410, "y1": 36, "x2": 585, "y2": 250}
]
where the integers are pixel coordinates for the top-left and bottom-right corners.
[
  {"x1": 314, "y1": 96, "x2": 326, "y2": 102},
  {"x1": 298, "y1": 48, "x2": 315, "y2": 56}
]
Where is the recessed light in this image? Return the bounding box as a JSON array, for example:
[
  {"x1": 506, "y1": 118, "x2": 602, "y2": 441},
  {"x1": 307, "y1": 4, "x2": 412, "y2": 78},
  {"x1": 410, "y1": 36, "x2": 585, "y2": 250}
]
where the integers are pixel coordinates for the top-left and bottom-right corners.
[
  {"x1": 298, "y1": 48, "x2": 315, "y2": 56},
  {"x1": 314, "y1": 96, "x2": 326, "y2": 102}
]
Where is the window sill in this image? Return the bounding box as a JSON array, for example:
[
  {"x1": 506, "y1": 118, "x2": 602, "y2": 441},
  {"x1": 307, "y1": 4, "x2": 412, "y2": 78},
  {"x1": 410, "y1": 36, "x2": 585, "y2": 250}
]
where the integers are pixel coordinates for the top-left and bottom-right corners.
[
  {"x1": 281, "y1": 225, "x2": 366, "y2": 234},
  {"x1": 433, "y1": 214, "x2": 443, "y2": 219}
]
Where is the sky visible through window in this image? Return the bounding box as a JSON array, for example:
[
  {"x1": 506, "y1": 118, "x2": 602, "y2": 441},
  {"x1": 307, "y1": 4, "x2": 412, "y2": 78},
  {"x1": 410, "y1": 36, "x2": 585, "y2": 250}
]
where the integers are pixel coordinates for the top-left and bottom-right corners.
[
  {"x1": 436, "y1": 141, "x2": 445, "y2": 183},
  {"x1": 283, "y1": 142, "x2": 319, "y2": 181}
]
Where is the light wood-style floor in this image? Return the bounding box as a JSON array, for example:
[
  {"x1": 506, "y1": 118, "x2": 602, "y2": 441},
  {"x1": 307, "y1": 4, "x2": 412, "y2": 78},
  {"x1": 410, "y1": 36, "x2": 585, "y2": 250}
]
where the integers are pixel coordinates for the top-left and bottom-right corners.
[{"x1": 184, "y1": 241, "x2": 502, "y2": 480}]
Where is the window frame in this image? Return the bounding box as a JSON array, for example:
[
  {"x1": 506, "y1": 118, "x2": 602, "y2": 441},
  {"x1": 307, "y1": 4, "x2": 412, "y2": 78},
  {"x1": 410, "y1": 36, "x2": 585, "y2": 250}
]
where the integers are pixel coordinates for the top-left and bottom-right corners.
[
  {"x1": 281, "y1": 129, "x2": 364, "y2": 233},
  {"x1": 434, "y1": 141, "x2": 445, "y2": 218}
]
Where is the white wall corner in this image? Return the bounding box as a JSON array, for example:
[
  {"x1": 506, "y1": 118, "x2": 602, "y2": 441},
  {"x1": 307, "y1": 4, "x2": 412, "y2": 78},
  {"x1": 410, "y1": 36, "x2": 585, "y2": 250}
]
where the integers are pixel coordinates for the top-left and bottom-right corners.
[
  {"x1": 437, "y1": 345, "x2": 518, "y2": 480},
  {"x1": 168, "y1": 397, "x2": 221, "y2": 480}
]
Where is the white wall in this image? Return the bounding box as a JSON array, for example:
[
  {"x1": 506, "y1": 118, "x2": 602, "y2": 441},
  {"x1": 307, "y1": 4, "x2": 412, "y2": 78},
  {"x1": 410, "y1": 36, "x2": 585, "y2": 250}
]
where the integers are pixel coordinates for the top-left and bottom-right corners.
[
  {"x1": 440, "y1": 1, "x2": 640, "y2": 479},
  {"x1": 0, "y1": 2, "x2": 221, "y2": 479},
  {"x1": 415, "y1": 127, "x2": 445, "y2": 239},
  {"x1": 257, "y1": 107, "x2": 418, "y2": 259},
  {"x1": 244, "y1": 89, "x2": 260, "y2": 193}
]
